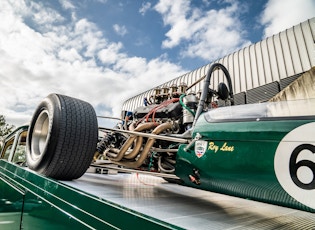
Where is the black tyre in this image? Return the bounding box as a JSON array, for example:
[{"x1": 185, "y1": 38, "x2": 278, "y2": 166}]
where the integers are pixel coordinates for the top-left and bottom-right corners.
[{"x1": 26, "y1": 94, "x2": 98, "y2": 180}]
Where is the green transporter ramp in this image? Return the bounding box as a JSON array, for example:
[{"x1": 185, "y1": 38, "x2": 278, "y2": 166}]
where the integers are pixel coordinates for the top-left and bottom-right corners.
[
  {"x1": 0, "y1": 160, "x2": 181, "y2": 230},
  {"x1": 2, "y1": 160, "x2": 315, "y2": 229}
]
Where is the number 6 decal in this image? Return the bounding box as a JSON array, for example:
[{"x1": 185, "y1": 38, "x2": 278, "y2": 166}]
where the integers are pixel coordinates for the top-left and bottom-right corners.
[
  {"x1": 289, "y1": 144, "x2": 315, "y2": 190},
  {"x1": 274, "y1": 122, "x2": 315, "y2": 209}
]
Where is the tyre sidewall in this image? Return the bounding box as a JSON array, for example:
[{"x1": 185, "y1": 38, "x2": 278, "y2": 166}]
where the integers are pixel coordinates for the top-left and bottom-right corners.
[{"x1": 26, "y1": 94, "x2": 61, "y2": 172}]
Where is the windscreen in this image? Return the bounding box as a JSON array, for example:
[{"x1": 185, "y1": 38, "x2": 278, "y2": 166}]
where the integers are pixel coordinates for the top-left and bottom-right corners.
[{"x1": 204, "y1": 98, "x2": 315, "y2": 122}]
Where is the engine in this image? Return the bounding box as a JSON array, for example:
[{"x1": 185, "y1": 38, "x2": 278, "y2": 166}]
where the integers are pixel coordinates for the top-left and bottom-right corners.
[{"x1": 96, "y1": 63, "x2": 234, "y2": 175}]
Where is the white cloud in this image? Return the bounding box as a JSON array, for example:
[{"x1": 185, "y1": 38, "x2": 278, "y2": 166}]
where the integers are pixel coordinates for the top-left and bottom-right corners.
[
  {"x1": 0, "y1": 0, "x2": 185, "y2": 127},
  {"x1": 31, "y1": 2, "x2": 65, "y2": 26},
  {"x1": 154, "y1": 0, "x2": 191, "y2": 48},
  {"x1": 154, "y1": 0, "x2": 250, "y2": 61},
  {"x1": 98, "y1": 42, "x2": 124, "y2": 65},
  {"x1": 260, "y1": 0, "x2": 315, "y2": 38},
  {"x1": 59, "y1": 0, "x2": 75, "y2": 10},
  {"x1": 58, "y1": 48, "x2": 82, "y2": 62},
  {"x1": 139, "y1": 2, "x2": 152, "y2": 16},
  {"x1": 113, "y1": 24, "x2": 128, "y2": 36},
  {"x1": 94, "y1": 0, "x2": 108, "y2": 4}
]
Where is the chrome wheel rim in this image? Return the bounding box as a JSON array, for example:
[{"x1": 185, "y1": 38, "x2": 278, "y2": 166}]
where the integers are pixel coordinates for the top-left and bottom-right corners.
[{"x1": 31, "y1": 110, "x2": 50, "y2": 159}]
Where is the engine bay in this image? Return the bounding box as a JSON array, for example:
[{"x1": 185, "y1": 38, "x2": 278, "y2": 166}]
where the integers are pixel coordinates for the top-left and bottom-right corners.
[{"x1": 95, "y1": 63, "x2": 234, "y2": 176}]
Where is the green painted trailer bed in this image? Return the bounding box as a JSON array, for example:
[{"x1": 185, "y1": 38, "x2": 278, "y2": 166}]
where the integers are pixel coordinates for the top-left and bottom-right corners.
[
  {"x1": 1, "y1": 160, "x2": 314, "y2": 229},
  {"x1": 0, "y1": 160, "x2": 180, "y2": 229}
]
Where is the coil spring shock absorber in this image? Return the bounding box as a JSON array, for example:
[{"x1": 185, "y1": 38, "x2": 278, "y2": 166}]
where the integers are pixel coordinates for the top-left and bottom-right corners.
[
  {"x1": 96, "y1": 133, "x2": 116, "y2": 154},
  {"x1": 96, "y1": 132, "x2": 128, "y2": 155}
]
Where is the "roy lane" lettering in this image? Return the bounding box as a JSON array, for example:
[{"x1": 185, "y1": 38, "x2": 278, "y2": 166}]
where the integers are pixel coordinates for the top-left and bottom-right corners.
[{"x1": 208, "y1": 142, "x2": 234, "y2": 153}]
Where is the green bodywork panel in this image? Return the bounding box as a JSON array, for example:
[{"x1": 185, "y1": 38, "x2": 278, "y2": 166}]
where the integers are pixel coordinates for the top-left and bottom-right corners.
[
  {"x1": 176, "y1": 114, "x2": 315, "y2": 212},
  {"x1": 0, "y1": 177, "x2": 24, "y2": 229},
  {"x1": 0, "y1": 160, "x2": 182, "y2": 229}
]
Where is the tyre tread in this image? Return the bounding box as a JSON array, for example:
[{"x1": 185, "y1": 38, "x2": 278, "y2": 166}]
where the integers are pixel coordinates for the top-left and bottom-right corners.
[{"x1": 41, "y1": 94, "x2": 97, "y2": 180}]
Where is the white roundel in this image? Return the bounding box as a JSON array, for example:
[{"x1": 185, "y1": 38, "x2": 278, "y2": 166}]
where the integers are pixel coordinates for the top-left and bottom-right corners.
[{"x1": 274, "y1": 122, "x2": 315, "y2": 209}]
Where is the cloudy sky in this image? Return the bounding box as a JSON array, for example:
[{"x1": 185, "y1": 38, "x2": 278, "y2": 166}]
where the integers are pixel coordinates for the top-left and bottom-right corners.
[{"x1": 0, "y1": 0, "x2": 314, "y2": 127}]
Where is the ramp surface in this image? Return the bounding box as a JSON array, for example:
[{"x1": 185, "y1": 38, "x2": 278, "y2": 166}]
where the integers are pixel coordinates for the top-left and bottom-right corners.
[{"x1": 63, "y1": 172, "x2": 315, "y2": 230}]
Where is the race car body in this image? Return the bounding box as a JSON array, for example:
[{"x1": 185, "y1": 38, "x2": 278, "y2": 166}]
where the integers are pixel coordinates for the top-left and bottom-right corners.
[{"x1": 176, "y1": 100, "x2": 315, "y2": 212}]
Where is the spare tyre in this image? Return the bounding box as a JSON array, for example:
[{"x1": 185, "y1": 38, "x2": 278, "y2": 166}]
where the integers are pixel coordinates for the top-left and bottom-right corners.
[{"x1": 26, "y1": 93, "x2": 98, "y2": 180}]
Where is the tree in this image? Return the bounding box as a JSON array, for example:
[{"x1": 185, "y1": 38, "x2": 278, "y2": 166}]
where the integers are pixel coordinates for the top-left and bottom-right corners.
[{"x1": 0, "y1": 115, "x2": 15, "y2": 148}]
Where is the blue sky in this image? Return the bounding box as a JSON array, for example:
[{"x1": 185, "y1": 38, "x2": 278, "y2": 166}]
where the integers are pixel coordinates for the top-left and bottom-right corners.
[
  {"x1": 71, "y1": 0, "x2": 265, "y2": 69},
  {"x1": 0, "y1": 0, "x2": 314, "y2": 127}
]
